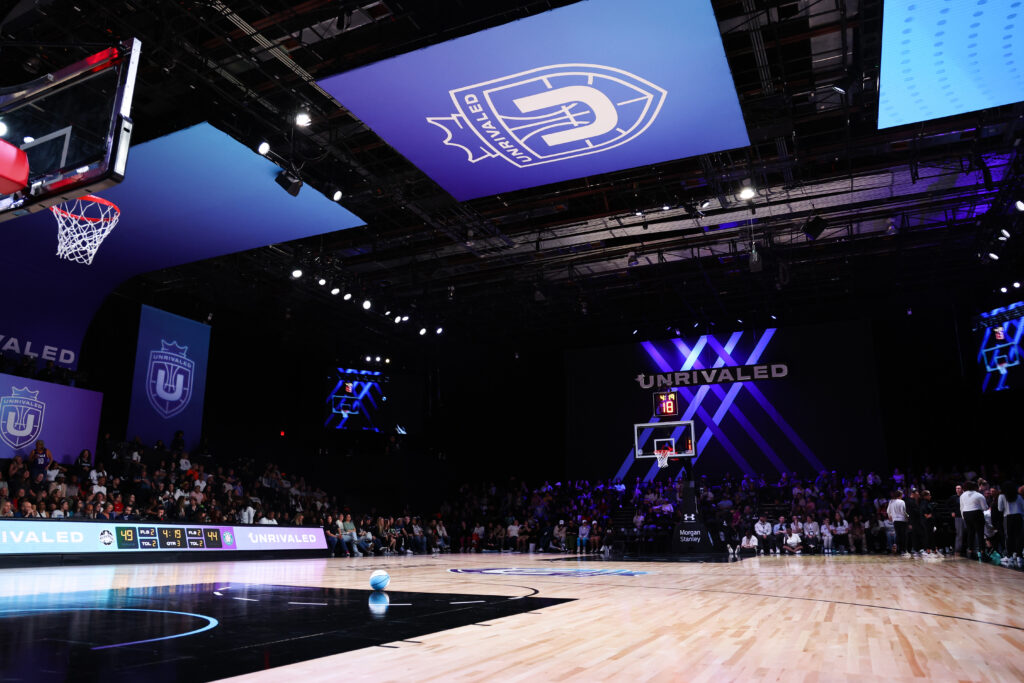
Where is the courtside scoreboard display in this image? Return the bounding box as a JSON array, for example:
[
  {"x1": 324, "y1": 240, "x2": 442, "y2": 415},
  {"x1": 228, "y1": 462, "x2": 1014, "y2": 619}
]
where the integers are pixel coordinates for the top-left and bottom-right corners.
[
  {"x1": 0, "y1": 520, "x2": 326, "y2": 555},
  {"x1": 653, "y1": 391, "x2": 680, "y2": 417}
]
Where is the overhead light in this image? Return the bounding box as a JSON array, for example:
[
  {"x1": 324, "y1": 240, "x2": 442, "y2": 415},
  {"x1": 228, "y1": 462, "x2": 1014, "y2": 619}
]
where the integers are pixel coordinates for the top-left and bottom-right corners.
[
  {"x1": 419, "y1": 327, "x2": 427, "y2": 336},
  {"x1": 634, "y1": 209, "x2": 644, "y2": 217},
  {"x1": 384, "y1": 309, "x2": 391, "y2": 316},
  {"x1": 738, "y1": 181, "x2": 756, "y2": 200},
  {"x1": 770, "y1": 314, "x2": 777, "y2": 320},
  {"x1": 295, "y1": 111, "x2": 312, "y2": 127},
  {"x1": 365, "y1": 355, "x2": 371, "y2": 362},
  {"x1": 1002, "y1": 229, "x2": 1012, "y2": 238},
  {"x1": 275, "y1": 170, "x2": 303, "y2": 197},
  {"x1": 662, "y1": 204, "x2": 671, "y2": 211},
  {"x1": 362, "y1": 299, "x2": 371, "y2": 310},
  {"x1": 317, "y1": 277, "x2": 326, "y2": 286},
  {"x1": 385, "y1": 358, "x2": 391, "y2": 364},
  {"x1": 343, "y1": 292, "x2": 352, "y2": 301},
  {"x1": 831, "y1": 84, "x2": 847, "y2": 95},
  {"x1": 1015, "y1": 282, "x2": 1021, "y2": 288},
  {"x1": 1016, "y1": 200, "x2": 1024, "y2": 212},
  {"x1": 330, "y1": 287, "x2": 340, "y2": 295},
  {"x1": 332, "y1": 189, "x2": 343, "y2": 202},
  {"x1": 632, "y1": 329, "x2": 638, "y2": 335},
  {"x1": 737, "y1": 318, "x2": 743, "y2": 324},
  {"x1": 1001, "y1": 287, "x2": 1008, "y2": 293},
  {"x1": 989, "y1": 252, "x2": 1000, "y2": 260},
  {"x1": 375, "y1": 356, "x2": 381, "y2": 362},
  {"x1": 999, "y1": 235, "x2": 1008, "y2": 241},
  {"x1": 22, "y1": 135, "x2": 34, "y2": 144},
  {"x1": 291, "y1": 268, "x2": 303, "y2": 279},
  {"x1": 401, "y1": 315, "x2": 409, "y2": 322},
  {"x1": 700, "y1": 200, "x2": 711, "y2": 209},
  {"x1": 436, "y1": 327, "x2": 443, "y2": 335},
  {"x1": 0, "y1": 121, "x2": 7, "y2": 137},
  {"x1": 693, "y1": 322, "x2": 699, "y2": 328},
  {"x1": 394, "y1": 315, "x2": 402, "y2": 323},
  {"x1": 257, "y1": 141, "x2": 270, "y2": 155}
]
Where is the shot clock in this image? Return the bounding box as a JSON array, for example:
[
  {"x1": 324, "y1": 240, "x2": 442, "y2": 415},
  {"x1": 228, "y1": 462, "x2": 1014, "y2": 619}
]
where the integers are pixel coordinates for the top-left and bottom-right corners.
[{"x1": 653, "y1": 391, "x2": 680, "y2": 418}]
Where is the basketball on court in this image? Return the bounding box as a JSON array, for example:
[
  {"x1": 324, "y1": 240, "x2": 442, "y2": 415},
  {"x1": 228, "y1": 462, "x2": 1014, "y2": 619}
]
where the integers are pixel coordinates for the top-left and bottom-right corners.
[{"x1": 369, "y1": 570, "x2": 391, "y2": 591}]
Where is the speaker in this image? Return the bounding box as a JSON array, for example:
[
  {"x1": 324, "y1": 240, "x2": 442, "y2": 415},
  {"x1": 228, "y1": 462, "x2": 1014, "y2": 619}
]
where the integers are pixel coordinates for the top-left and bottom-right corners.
[
  {"x1": 275, "y1": 170, "x2": 303, "y2": 197},
  {"x1": 804, "y1": 216, "x2": 827, "y2": 240}
]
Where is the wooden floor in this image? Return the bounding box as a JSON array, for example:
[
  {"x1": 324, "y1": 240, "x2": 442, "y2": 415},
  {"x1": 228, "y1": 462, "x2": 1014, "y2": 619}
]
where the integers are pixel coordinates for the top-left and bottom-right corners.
[{"x1": 3, "y1": 553, "x2": 1023, "y2": 682}]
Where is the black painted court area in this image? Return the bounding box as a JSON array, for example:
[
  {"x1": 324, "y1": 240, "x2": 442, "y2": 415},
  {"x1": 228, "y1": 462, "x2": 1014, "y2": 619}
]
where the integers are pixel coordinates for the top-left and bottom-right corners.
[{"x1": 0, "y1": 582, "x2": 569, "y2": 682}]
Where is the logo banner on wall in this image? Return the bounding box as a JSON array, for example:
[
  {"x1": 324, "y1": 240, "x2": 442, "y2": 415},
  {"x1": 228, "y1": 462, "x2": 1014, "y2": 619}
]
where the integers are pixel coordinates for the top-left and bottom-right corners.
[
  {"x1": 0, "y1": 373, "x2": 102, "y2": 463},
  {"x1": 127, "y1": 306, "x2": 210, "y2": 451}
]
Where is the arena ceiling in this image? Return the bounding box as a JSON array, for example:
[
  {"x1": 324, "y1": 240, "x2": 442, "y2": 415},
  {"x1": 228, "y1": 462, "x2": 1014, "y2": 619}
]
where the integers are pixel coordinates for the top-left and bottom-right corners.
[{"x1": 3, "y1": 0, "x2": 1024, "y2": 354}]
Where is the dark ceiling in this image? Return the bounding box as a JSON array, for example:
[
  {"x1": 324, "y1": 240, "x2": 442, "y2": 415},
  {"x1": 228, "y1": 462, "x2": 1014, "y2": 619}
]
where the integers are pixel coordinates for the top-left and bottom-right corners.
[{"x1": 3, "y1": 0, "x2": 1024, "y2": 358}]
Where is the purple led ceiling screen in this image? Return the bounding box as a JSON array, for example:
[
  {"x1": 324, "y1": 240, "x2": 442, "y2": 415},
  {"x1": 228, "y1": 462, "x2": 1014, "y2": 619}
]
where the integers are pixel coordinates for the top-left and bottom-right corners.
[
  {"x1": 318, "y1": 0, "x2": 749, "y2": 200},
  {"x1": 564, "y1": 321, "x2": 886, "y2": 481}
]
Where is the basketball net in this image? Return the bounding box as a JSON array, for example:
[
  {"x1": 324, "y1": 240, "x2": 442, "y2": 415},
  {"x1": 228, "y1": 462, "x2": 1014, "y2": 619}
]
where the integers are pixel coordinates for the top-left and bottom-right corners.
[
  {"x1": 50, "y1": 194, "x2": 120, "y2": 265},
  {"x1": 655, "y1": 450, "x2": 673, "y2": 469}
]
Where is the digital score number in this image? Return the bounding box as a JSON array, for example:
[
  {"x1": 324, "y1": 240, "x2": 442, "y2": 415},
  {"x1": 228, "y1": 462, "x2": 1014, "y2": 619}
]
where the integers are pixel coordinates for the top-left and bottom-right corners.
[{"x1": 653, "y1": 391, "x2": 680, "y2": 418}]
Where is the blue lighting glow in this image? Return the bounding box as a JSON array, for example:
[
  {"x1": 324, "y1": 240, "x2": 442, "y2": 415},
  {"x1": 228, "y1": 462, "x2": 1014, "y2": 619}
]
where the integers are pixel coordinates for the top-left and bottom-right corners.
[{"x1": 879, "y1": 0, "x2": 1024, "y2": 129}]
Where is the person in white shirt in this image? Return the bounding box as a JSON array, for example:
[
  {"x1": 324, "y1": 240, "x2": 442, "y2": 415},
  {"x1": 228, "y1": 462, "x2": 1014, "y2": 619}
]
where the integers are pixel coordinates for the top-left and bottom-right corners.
[
  {"x1": 772, "y1": 516, "x2": 788, "y2": 556},
  {"x1": 754, "y1": 516, "x2": 774, "y2": 555},
  {"x1": 179, "y1": 455, "x2": 191, "y2": 472},
  {"x1": 886, "y1": 490, "x2": 910, "y2": 556},
  {"x1": 960, "y1": 481, "x2": 988, "y2": 559},
  {"x1": 239, "y1": 500, "x2": 256, "y2": 525},
  {"x1": 739, "y1": 532, "x2": 758, "y2": 556},
  {"x1": 258, "y1": 511, "x2": 278, "y2": 525},
  {"x1": 506, "y1": 520, "x2": 520, "y2": 551},
  {"x1": 820, "y1": 514, "x2": 834, "y2": 554},
  {"x1": 782, "y1": 527, "x2": 803, "y2": 555},
  {"x1": 802, "y1": 515, "x2": 820, "y2": 554}
]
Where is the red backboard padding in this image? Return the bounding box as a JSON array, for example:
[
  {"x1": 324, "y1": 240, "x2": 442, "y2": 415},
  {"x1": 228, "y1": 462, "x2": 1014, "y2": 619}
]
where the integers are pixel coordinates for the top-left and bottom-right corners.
[{"x1": 0, "y1": 140, "x2": 29, "y2": 194}]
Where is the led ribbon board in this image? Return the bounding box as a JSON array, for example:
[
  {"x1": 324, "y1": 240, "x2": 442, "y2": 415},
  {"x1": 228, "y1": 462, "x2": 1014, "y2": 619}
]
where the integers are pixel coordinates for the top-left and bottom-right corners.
[
  {"x1": 318, "y1": 0, "x2": 749, "y2": 200},
  {"x1": 878, "y1": 0, "x2": 1024, "y2": 129}
]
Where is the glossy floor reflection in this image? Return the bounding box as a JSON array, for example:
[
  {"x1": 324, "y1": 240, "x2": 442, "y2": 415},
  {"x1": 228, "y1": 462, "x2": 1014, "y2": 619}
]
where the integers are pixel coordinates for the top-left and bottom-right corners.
[{"x1": 0, "y1": 582, "x2": 569, "y2": 682}]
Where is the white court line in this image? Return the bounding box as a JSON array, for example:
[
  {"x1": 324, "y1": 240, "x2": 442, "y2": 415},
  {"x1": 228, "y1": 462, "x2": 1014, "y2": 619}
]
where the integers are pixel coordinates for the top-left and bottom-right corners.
[
  {"x1": 450, "y1": 600, "x2": 485, "y2": 605},
  {"x1": 213, "y1": 591, "x2": 223, "y2": 596},
  {"x1": 233, "y1": 597, "x2": 258, "y2": 602},
  {"x1": 388, "y1": 603, "x2": 412, "y2": 606},
  {"x1": 288, "y1": 602, "x2": 328, "y2": 606}
]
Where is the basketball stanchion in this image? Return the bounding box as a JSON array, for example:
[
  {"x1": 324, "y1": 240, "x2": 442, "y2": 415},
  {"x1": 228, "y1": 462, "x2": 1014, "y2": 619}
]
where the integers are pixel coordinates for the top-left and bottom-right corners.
[{"x1": 50, "y1": 194, "x2": 121, "y2": 265}]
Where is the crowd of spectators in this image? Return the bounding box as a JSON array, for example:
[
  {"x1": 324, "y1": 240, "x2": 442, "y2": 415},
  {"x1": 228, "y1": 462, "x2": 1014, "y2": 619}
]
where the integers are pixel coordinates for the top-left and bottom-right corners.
[
  {"x1": 2, "y1": 437, "x2": 1022, "y2": 571},
  {"x1": 0, "y1": 351, "x2": 77, "y2": 386}
]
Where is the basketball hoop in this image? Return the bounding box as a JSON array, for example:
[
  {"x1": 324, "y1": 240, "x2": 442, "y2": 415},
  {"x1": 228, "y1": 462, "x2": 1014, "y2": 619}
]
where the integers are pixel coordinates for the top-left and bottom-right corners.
[
  {"x1": 655, "y1": 449, "x2": 673, "y2": 469},
  {"x1": 50, "y1": 194, "x2": 120, "y2": 265}
]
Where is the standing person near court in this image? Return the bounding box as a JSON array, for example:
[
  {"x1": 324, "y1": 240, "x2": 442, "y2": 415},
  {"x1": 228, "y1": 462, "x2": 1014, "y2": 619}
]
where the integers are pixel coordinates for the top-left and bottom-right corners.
[
  {"x1": 997, "y1": 481, "x2": 1023, "y2": 567},
  {"x1": 959, "y1": 481, "x2": 989, "y2": 561},
  {"x1": 949, "y1": 484, "x2": 964, "y2": 555},
  {"x1": 886, "y1": 490, "x2": 910, "y2": 557}
]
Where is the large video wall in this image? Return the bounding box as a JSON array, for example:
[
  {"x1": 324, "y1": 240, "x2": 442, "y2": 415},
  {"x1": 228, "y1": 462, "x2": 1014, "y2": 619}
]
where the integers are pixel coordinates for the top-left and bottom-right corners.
[{"x1": 565, "y1": 320, "x2": 886, "y2": 480}]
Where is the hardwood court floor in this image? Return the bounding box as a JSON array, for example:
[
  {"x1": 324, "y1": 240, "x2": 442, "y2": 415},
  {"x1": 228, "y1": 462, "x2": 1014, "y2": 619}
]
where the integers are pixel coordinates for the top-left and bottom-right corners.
[{"x1": 1, "y1": 553, "x2": 1022, "y2": 682}]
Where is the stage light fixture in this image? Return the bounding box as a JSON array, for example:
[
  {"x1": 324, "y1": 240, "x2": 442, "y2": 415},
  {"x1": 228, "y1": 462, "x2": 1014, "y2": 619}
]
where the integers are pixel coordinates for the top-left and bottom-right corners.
[
  {"x1": 384, "y1": 310, "x2": 391, "y2": 316},
  {"x1": 633, "y1": 209, "x2": 643, "y2": 217},
  {"x1": 700, "y1": 199, "x2": 711, "y2": 209},
  {"x1": 0, "y1": 121, "x2": 7, "y2": 137},
  {"x1": 662, "y1": 204, "x2": 671, "y2": 211},
  {"x1": 770, "y1": 314, "x2": 777, "y2": 320},
  {"x1": 1002, "y1": 228, "x2": 1012, "y2": 238},
  {"x1": 257, "y1": 141, "x2": 270, "y2": 155},
  {"x1": 291, "y1": 268, "x2": 303, "y2": 279},
  {"x1": 295, "y1": 111, "x2": 312, "y2": 127},
  {"x1": 394, "y1": 315, "x2": 402, "y2": 323},
  {"x1": 1001, "y1": 287, "x2": 1008, "y2": 293},
  {"x1": 385, "y1": 358, "x2": 391, "y2": 364},
  {"x1": 999, "y1": 235, "x2": 1008, "y2": 241},
  {"x1": 365, "y1": 355, "x2": 371, "y2": 362},
  {"x1": 330, "y1": 287, "x2": 340, "y2": 295},
  {"x1": 436, "y1": 327, "x2": 443, "y2": 335},
  {"x1": 419, "y1": 327, "x2": 427, "y2": 336},
  {"x1": 401, "y1": 315, "x2": 409, "y2": 322},
  {"x1": 343, "y1": 292, "x2": 352, "y2": 301},
  {"x1": 275, "y1": 170, "x2": 303, "y2": 197},
  {"x1": 632, "y1": 329, "x2": 638, "y2": 335},
  {"x1": 989, "y1": 252, "x2": 1001, "y2": 261},
  {"x1": 332, "y1": 189, "x2": 343, "y2": 201},
  {"x1": 375, "y1": 356, "x2": 381, "y2": 362},
  {"x1": 362, "y1": 299, "x2": 371, "y2": 310},
  {"x1": 738, "y1": 181, "x2": 756, "y2": 200},
  {"x1": 23, "y1": 136, "x2": 34, "y2": 144},
  {"x1": 318, "y1": 277, "x2": 326, "y2": 286},
  {"x1": 1016, "y1": 200, "x2": 1024, "y2": 212},
  {"x1": 1015, "y1": 282, "x2": 1021, "y2": 288},
  {"x1": 737, "y1": 318, "x2": 743, "y2": 324}
]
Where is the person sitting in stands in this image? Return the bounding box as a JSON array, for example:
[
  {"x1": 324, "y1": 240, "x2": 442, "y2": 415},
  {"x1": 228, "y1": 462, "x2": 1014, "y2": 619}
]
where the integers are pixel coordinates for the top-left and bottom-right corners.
[
  {"x1": 577, "y1": 519, "x2": 591, "y2": 554},
  {"x1": 739, "y1": 531, "x2": 759, "y2": 556},
  {"x1": 754, "y1": 515, "x2": 774, "y2": 556},
  {"x1": 831, "y1": 512, "x2": 850, "y2": 554},
  {"x1": 552, "y1": 520, "x2": 567, "y2": 552},
  {"x1": 782, "y1": 526, "x2": 803, "y2": 555},
  {"x1": 773, "y1": 515, "x2": 788, "y2": 556},
  {"x1": 849, "y1": 514, "x2": 867, "y2": 554},
  {"x1": 323, "y1": 514, "x2": 341, "y2": 557}
]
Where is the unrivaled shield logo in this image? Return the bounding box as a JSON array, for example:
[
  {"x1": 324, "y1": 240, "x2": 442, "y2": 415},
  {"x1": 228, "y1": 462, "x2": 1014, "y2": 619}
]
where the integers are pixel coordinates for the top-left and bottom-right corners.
[
  {"x1": 147, "y1": 340, "x2": 194, "y2": 419},
  {"x1": 428, "y1": 64, "x2": 666, "y2": 168},
  {"x1": 0, "y1": 386, "x2": 45, "y2": 450}
]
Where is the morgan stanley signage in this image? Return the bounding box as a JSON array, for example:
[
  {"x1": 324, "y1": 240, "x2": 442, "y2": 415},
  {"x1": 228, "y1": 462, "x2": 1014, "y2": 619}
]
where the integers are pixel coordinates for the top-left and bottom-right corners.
[
  {"x1": 0, "y1": 373, "x2": 102, "y2": 462},
  {"x1": 127, "y1": 306, "x2": 210, "y2": 451},
  {"x1": 318, "y1": 0, "x2": 749, "y2": 200}
]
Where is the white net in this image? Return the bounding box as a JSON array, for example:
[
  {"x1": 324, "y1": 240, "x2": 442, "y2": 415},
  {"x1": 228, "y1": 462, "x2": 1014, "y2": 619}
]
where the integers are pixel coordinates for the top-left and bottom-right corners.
[
  {"x1": 50, "y1": 195, "x2": 120, "y2": 265},
  {"x1": 655, "y1": 450, "x2": 672, "y2": 469}
]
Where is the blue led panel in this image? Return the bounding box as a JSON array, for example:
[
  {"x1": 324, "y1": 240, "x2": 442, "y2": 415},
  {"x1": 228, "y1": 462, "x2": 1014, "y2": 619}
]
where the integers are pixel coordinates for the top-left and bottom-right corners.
[
  {"x1": 318, "y1": 0, "x2": 749, "y2": 200},
  {"x1": 879, "y1": 0, "x2": 1024, "y2": 129}
]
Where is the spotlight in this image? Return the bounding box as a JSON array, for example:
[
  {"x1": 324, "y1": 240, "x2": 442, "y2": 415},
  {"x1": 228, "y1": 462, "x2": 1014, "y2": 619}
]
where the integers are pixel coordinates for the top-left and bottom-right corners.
[
  {"x1": 770, "y1": 314, "x2": 777, "y2": 320},
  {"x1": 1001, "y1": 229, "x2": 1011, "y2": 238},
  {"x1": 436, "y1": 327, "x2": 443, "y2": 335},
  {"x1": 401, "y1": 315, "x2": 409, "y2": 322},
  {"x1": 634, "y1": 209, "x2": 643, "y2": 217},
  {"x1": 384, "y1": 310, "x2": 391, "y2": 317},
  {"x1": 419, "y1": 327, "x2": 427, "y2": 336},
  {"x1": 385, "y1": 358, "x2": 391, "y2": 364},
  {"x1": 662, "y1": 204, "x2": 671, "y2": 211},
  {"x1": 257, "y1": 141, "x2": 270, "y2": 155},
  {"x1": 291, "y1": 268, "x2": 303, "y2": 279},
  {"x1": 330, "y1": 287, "x2": 340, "y2": 295},
  {"x1": 1016, "y1": 200, "x2": 1024, "y2": 212},
  {"x1": 295, "y1": 111, "x2": 312, "y2": 127},
  {"x1": 1015, "y1": 282, "x2": 1021, "y2": 288},
  {"x1": 343, "y1": 292, "x2": 352, "y2": 301},
  {"x1": 632, "y1": 329, "x2": 638, "y2": 335},
  {"x1": 0, "y1": 121, "x2": 7, "y2": 137},
  {"x1": 999, "y1": 235, "x2": 1008, "y2": 241},
  {"x1": 700, "y1": 199, "x2": 711, "y2": 209},
  {"x1": 738, "y1": 181, "x2": 756, "y2": 200},
  {"x1": 332, "y1": 189, "x2": 343, "y2": 202},
  {"x1": 989, "y1": 252, "x2": 1000, "y2": 261},
  {"x1": 362, "y1": 299, "x2": 371, "y2": 310},
  {"x1": 365, "y1": 355, "x2": 371, "y2": 362},
  {"x1": 275, "y1": 170, "x2": 303, "y2": 197},
  {"x1": 737, "y1": 318, "x2": 743, "y2": 324},
  {"x1": 22, "y1": 136, "x2": 34, "y2": 144},
  {"x1": 318, "y1": 278, "x2": 326, "y2": 286},
  {"x1": 693, "y1": 322, "x2": 699, "y2": 328},
  {"x1": 394, "y1": 315, "x2": 402, "y2": 324},
  {"x1": 1001, "y1": 287, "x2": 1008, "y2": 293},
  {"x1": 375, "y1": 356, "x2": 381, "y2": 362}
]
